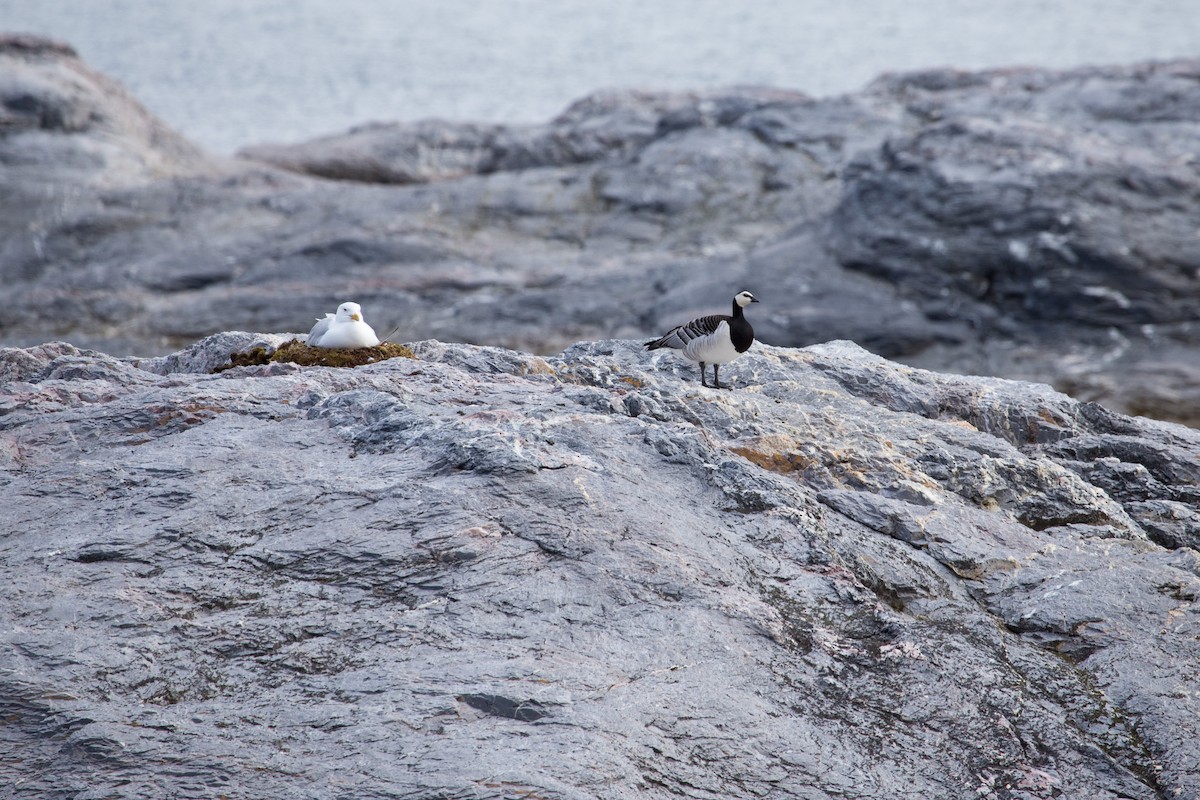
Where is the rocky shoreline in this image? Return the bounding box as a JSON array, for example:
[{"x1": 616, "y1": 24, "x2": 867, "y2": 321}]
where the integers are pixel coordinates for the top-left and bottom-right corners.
[
  {"x1": 2, "y1": 35, "x2": 1200, "y2": 424},
  {"x1": 4, "y1": 32, "x2": 1200, "y2": 798}
]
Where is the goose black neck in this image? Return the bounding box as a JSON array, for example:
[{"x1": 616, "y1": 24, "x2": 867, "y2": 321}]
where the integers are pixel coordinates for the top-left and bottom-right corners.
[{"x1": 729, "y1": 300, "x2": 755, "y2": 353}]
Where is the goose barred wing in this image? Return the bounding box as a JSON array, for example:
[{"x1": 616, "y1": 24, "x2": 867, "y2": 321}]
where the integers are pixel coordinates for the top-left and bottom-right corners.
[{"x1": 646, "y1": 314, "x2": 730, "y2": 350}]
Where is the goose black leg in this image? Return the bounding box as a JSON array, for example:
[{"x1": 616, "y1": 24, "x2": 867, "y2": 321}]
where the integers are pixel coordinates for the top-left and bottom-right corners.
[
  {"x1": 713, "y1": 364, "x2": 723, "y2": 390},
  {"x1": 699, "y1": 362, "x2": 709, "y2": 387}
]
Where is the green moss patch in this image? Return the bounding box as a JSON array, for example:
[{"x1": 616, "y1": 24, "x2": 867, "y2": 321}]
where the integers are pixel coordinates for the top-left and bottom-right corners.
[{"x1": 215, "y1": 340, "x2": 417, "y2": 372}]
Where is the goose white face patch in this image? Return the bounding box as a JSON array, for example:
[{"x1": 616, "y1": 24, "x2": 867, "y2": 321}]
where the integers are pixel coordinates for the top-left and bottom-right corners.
[{"x1": 734, "y1": 291, "x2": 757, "y2": 307}]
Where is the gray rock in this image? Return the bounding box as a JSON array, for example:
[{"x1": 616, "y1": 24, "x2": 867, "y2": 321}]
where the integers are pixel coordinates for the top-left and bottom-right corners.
[
  {"x1": 131, "y1": 331, "x2": 301, "y2": 375},
  {"x1": 0, "y1": 34, "x2": 216, "y2": 184},
  {"x1": 1, "y1": 334, "x2": 1198, "y2": 798},
  {"x1": 3, "y1": 35, "x2": 1200, "y2": 425},
  {"x1": 238, "y1": 87, "x2": 811, "y2": 183}
]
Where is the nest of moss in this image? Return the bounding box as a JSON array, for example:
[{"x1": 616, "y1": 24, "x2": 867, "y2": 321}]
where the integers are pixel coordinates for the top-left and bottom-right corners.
[{"x1": 215, "y1": 339, "x2": 416, "y2": 372}]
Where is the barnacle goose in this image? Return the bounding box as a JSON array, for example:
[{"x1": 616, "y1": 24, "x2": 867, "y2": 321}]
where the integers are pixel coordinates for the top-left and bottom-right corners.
[{"x1": 645, "y1": 290, "x2": 759, "y2": 389}]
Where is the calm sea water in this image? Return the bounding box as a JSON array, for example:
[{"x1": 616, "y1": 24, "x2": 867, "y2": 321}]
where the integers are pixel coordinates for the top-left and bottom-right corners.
[{"x1": 3, "y1": 0, "x2": 1198, "y2": 153}]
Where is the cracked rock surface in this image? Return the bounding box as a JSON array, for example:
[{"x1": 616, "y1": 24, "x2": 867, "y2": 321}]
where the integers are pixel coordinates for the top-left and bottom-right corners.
[{"x1": 2, "y1": 334, "x2": 1198, "y2": 798}]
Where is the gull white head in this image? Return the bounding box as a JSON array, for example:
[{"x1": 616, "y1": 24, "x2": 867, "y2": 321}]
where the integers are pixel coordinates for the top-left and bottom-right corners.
[
  {"x1": 734, "y1": 290, "x2": 759, "y2": 308},
  {"x1": 336, "y1": 302, "x2": 364, "y2": 323}
]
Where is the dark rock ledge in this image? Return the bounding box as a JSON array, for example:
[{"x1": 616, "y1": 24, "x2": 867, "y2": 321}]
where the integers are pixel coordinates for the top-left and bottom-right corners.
[{"x1": 1, "y1": 333, "x2": 1197, "y2": 798}]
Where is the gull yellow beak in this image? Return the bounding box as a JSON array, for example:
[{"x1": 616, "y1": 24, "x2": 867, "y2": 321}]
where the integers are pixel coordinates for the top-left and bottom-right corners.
[{"x1": 351, "y1": 313, "x2": 362, "y2": 322}]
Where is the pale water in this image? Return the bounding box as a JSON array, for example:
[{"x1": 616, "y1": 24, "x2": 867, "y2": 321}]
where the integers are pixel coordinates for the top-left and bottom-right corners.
[{"x1": 2, "y1": 0, "x2": 1198, "y2": 153}]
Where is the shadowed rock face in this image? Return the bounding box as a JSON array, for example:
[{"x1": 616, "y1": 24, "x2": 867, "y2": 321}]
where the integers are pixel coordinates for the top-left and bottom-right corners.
[
  {"x1": 2, "y1": 34, "x2": 1200, "y2": 423},
  {"x1": 2, "y1": 334, "x2": 1198, "y2": 798}
]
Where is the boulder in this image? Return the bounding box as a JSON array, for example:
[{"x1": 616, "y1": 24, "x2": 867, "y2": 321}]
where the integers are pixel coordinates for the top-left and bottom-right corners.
[
  {"x1": 0, "y1": 34, "x2": 216, "y2": 185},
  {"x1": 1, "y1": 334, "x2": 1198, "y2": 798}
]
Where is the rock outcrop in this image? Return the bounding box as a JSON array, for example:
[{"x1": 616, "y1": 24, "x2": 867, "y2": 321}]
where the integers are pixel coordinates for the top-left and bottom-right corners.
[
  {"x1": 2, "y1": 334, "x2": 1198, "y2": 798},
  {"x1": 2, "y1": 34, "x2": 1199, "y2": 424}
]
